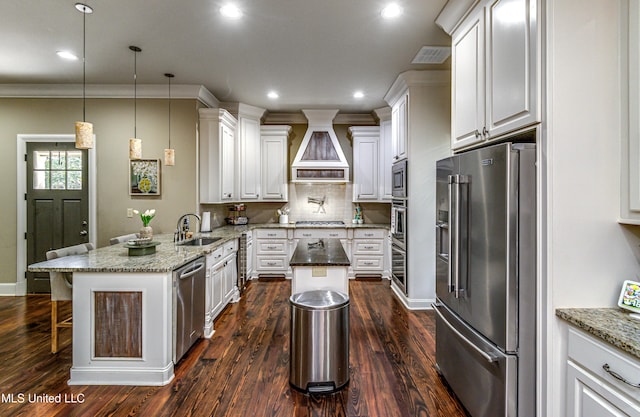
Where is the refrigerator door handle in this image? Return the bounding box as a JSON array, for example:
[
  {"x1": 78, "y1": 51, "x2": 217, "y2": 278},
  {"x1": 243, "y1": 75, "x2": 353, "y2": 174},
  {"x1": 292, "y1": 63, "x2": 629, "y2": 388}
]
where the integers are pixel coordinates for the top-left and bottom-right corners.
[
  {"x1": 432, "y1": 303, "x2": 500, "y2": 363},
  {"x1": 447, "y1": 177, "x2": 456, "y2": 294},
  {"x1": 449, "y1": 175, "x2": 469, "y2": 298}
]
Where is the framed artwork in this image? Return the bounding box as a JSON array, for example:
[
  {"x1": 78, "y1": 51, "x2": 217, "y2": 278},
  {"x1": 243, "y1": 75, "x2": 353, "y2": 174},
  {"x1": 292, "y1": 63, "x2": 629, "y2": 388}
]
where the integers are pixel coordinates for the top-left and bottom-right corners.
[
  {"x1": 129, "y1": 159, "x2": 161, "y2": 195},
  {"x1": 617, "y1": 280, "x2": 640, "y2": 314}
]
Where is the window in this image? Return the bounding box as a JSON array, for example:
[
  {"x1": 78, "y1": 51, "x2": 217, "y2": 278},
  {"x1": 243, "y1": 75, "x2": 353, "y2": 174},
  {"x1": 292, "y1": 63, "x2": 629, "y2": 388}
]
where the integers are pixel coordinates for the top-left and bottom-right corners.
[{"x1": 32, "y1": 150, "x2": 83, "y2": 190}]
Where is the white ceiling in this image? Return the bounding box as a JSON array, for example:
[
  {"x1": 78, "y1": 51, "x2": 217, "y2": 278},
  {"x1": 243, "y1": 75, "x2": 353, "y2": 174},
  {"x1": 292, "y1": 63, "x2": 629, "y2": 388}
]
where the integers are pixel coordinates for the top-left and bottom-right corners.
[{"x1": 1, "y1": 0, "x2": 451, "y2": 113}]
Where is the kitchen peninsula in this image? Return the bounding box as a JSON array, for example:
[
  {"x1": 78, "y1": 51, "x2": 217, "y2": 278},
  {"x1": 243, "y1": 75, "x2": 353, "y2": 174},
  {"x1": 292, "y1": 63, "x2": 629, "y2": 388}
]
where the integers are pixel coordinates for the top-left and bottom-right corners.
[
  {"x1": 27, "y1": 231, "x2": 241, "y2": 386},
  {"x1": 289, "y1": 238, "x2": 351, "y2": 295}
]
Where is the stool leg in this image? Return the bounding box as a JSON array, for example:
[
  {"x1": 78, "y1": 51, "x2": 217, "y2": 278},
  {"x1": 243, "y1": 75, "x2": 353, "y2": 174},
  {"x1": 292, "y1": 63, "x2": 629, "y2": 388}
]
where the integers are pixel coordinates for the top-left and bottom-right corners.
[{"x1": 51, "y1": 300, "x2": 58, "y2": 354}]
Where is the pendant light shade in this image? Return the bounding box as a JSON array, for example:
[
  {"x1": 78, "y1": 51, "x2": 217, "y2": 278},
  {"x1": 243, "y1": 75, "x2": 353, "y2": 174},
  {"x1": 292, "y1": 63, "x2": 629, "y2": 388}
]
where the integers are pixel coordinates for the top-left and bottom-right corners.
[
  {"x1": 75, "y1": 3, "x2": 93, "y2": 150},
  {"x1": 129, "y1": 138, "x2": 142, "y2": 160},
  {"x1": 164, "y1": 73, "x2": 175, "y2": 166},
  {"x1": 129, "y1": 45, "x2": 142, "y2": 160}
]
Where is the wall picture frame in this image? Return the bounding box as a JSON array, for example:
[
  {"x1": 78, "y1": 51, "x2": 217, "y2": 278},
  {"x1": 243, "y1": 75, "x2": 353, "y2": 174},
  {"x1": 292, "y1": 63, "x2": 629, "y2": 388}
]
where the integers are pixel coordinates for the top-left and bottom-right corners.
[
  {"x1": 617, "y1": 280, "x2": 640, "y2": 314},
  {"x1": 129, "y1": 159, "x2": 161, "y2": 196}
]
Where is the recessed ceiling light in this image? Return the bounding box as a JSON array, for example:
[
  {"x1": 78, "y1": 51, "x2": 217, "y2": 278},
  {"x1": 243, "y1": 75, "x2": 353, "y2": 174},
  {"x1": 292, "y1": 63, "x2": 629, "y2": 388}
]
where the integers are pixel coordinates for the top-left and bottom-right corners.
[
  {"x1": 220, "y1": 4, "x2": 243, "y2": 19},
  {"x1": 381, "y1": 3, "x2": 403, "y2": 19},
  {"x1": 268, "y1": 91, "x2": 279, "y2": 99},
  {"x1": 353, "y1": 91, "x2": 364, "y2": 99},
  {"x1": 57, "y1": 50, "x2": 78, "y2": 60}
]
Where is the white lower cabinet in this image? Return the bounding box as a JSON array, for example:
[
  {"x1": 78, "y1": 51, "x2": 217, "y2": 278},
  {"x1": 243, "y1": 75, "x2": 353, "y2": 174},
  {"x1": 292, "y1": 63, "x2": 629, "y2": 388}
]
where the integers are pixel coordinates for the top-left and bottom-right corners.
[
  {"x1": 351, "y1": 229, "x2": 388, "y2": 278},
  {"x1": 566, "y1": 327, "x2": 640, "y2": 417},
  {"x1": 253, "y1": 229, "x2": 290, "y2": 277},
  {"x1": 204, "y1": 240, "x2": 239, "y2": 337}
]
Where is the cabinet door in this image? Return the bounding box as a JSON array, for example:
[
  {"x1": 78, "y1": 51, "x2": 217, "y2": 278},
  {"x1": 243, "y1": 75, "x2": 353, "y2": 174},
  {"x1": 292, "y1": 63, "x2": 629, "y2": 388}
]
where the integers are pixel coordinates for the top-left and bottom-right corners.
[
  {"x1": 224, "y1": 254, "x2": 237, "y2": 300},
  {"x1": 261, "y1": 136, "x2": 287, "y2": 200},
  {"x1": 239, "y1": 117, "x2": 261, "y2": 200},
  {"x1": 392, "y1": 94, "x2": 409, "y2": 161},
  {"x1": 379, "y1": 119, "x2": 393, "y2": 201},
  {"x1": 211, "y1": 263, "x2": 224, "y2": 318},
  {"x1": 485, "y1": 0, "x2": 538, "y2": 137},
  {"x1": 221, "y1": 123, "x2": 235, "y2": 201},
  {"x1": 452, "y1": 7, "x2": 485, "y2": 150},
  {"x1": 566, "y1": 361, "x2": 640, "y2": 417},
  {"x1": 353, "y1": 136, "x2": 379, "y2": 201}
]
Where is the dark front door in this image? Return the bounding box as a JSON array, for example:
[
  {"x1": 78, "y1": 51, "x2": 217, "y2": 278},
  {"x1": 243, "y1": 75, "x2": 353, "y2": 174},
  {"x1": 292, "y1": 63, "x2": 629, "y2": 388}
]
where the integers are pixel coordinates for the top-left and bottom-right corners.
[{"x1": 26, "y1": 142, "x2": 89, "y2": 293}]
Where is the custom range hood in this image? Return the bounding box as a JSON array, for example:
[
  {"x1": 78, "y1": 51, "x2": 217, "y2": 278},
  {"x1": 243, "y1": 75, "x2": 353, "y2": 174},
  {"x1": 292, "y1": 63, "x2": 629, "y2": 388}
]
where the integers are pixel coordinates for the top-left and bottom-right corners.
[{"x1": 291, "y1": 109, "x2": 350, "y2": 183}]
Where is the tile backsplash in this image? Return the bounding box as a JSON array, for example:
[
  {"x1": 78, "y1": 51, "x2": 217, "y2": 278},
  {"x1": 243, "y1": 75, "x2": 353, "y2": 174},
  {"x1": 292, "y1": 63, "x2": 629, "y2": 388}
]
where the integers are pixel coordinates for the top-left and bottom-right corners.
[{"x1": 200, "y1": 183, "x2": 390, "y2": 228}]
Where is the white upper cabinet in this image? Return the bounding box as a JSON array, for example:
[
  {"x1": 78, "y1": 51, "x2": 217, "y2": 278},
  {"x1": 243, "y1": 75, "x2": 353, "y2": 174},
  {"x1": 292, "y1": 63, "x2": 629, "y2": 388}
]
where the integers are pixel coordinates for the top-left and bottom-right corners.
[
  {"x1": 233, "y1": 104, "x2": 266, "y2": 201},
  {"x1": 260, "y1": 125, "x2": 291, "y2": 201},
  {"x1": 621, "y1": 0, "x2": 640, "y2": 224},
  {"x1": 350, "y1": 126, "x2": 380, "y2": 201},
  {"x1": 378, "y1": 113, "x2": 393, "y2": 201},
  {"x1": 391, "y1": 92, "x2": 409, "y2": 161},
  {"x1": 448, "y1": 0, "x2": 539, "y2": 150},
  {"x1": 199, "y1": 108, "x2": 237, "y2": 203}
]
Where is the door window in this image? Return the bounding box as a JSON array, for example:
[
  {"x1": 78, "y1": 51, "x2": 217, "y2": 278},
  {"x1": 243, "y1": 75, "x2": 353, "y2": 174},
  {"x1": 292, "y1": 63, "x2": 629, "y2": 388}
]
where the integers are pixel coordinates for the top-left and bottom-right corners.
[{"x1": 32, "y1": 150, "x2": 83, "y2": 190}]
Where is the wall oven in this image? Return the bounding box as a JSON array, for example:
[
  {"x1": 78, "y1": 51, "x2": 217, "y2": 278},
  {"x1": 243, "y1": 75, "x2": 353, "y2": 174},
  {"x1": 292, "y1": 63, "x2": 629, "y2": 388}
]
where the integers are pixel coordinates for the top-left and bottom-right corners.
[
  {"x1": 391, "y1": 160, "x2": 407, "y2": 198},
  {"x1": 391, "y1": 198, "x2": 407, "y2": 295}
]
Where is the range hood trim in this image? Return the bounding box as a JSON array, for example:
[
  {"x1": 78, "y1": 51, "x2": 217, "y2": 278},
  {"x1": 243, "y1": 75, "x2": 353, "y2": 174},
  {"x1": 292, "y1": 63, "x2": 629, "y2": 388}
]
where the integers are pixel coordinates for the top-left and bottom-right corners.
[{"x1": 291, "y1": 109, "x2": 350, "y2": 183}]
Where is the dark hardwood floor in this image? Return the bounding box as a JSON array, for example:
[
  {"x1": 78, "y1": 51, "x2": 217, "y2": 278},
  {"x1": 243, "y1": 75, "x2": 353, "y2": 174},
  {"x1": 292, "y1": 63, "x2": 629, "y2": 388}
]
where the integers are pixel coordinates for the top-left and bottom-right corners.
[{"x1": 0, "y1": 280, "x2": 468, "y2": 417}]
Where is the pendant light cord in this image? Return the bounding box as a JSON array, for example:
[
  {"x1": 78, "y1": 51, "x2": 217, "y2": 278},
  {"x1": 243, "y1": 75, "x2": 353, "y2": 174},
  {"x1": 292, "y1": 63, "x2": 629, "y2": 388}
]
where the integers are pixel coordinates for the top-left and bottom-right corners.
[
  {"x1": 82, "y1": 8, "x2": 86, "y2": 122},
  {"x1": 168, "y1": 75, "x2": 171, "y2": 148},
  {"x1": 133, "y1": 50, "x2": 137, "y2": 138}
]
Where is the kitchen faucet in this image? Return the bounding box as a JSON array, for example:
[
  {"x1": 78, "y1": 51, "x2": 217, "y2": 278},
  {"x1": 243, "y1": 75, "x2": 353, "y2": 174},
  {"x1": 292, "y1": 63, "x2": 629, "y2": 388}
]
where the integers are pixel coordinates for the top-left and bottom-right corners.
[{"x1": 175, "y1": 213, "x2": 202, "y2": 243}]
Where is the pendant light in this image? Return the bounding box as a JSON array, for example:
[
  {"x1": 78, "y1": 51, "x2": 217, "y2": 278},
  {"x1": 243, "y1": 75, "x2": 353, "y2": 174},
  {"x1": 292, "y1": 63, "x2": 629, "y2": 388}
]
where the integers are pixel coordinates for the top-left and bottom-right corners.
[
  {"x1": 128, "y1": 45, "x2": 142, "y2": 160},
  {"x1": 74, "y1": 3, "x2": 93, "y2": 150},
  {"x1": 164, "y1": 73, "x2": 175, "y2": 166}
]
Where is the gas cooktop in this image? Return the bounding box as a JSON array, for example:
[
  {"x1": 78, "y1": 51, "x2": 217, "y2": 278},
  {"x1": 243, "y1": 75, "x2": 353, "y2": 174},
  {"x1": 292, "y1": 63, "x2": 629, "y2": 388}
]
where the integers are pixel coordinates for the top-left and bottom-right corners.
[{"x1": 295, "y1": 220, "x2": 345, "y2": 226}]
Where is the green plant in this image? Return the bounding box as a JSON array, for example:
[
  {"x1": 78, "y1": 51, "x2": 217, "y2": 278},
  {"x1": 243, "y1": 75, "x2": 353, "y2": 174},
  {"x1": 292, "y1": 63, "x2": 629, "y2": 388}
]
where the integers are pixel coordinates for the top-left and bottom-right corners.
[{"x1": 134, "y1": 209, "x2": 156, "y2": 227}]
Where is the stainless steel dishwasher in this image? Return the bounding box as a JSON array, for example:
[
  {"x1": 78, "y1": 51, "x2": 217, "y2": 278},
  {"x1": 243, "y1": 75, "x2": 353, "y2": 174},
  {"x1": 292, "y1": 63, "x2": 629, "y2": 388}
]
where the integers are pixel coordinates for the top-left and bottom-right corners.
[{"x1": 173, "y1": 256, "x2": 205, "y2": 363}]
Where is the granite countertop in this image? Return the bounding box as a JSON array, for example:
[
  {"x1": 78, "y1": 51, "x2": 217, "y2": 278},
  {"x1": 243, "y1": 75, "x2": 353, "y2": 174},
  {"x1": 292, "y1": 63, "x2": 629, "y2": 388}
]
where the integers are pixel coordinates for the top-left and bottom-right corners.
[
  {"x1": 289, "y1": 238, "x2": 351, "y2": 267},
  {"x1": 556, "y1": 308, "x2": 640, "y2": 359},
  {"x1": 28, "y1": 222, "x2": 388, "y2": 274},
  {"x1": 255, "y1": 222, "x2": 389, "y2": 229}
]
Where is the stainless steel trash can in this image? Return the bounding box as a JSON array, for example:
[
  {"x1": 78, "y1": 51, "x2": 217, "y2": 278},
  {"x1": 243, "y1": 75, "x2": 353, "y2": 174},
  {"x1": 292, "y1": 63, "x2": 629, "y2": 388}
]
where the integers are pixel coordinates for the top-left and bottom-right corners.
[{"x1": 289, "y1": 290, "x2": 349, "y2": 394}]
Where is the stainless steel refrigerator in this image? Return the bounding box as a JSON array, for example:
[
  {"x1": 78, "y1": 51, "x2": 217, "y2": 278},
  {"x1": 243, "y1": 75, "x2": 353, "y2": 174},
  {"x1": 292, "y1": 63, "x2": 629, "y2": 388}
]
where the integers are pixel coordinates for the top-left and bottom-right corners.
[{"x1": 434, "y1": 142, "x2": 536, "y2": 417}]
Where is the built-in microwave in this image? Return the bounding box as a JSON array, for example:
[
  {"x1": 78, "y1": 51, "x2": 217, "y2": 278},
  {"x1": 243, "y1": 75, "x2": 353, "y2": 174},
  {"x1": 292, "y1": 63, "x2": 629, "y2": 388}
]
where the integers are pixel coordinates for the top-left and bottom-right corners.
[{"x1": 391, "y1": 160, "x2": 407, "y2": 198}]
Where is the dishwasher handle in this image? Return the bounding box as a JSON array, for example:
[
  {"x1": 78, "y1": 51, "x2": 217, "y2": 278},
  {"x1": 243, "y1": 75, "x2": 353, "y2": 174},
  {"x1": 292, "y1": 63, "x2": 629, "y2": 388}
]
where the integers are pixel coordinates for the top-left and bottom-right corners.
[{"x1": 179, "y1": 262, "x2": 204, "y2": 280}]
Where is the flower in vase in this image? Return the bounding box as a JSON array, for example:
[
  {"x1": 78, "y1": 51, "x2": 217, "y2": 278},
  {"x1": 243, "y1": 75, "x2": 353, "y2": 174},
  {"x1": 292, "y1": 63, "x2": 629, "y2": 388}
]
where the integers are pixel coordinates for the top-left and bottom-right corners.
[{"x1": 134, "y1": 209, "x2": 156, "y2": 227}]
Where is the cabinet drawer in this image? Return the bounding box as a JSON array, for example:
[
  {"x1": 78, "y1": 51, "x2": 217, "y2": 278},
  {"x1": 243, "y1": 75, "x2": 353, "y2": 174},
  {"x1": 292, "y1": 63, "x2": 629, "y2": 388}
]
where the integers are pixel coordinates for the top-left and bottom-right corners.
[
  {"x1": 568, "y1": 327, "x2": 640, "y2": 399},
  {"x1": 352, "y1": 256, "x2": 383, "y2": 271},
  {"x1": 256, "y1": 241, "x2": 287, "y2": 255},
  {"x1": 255, "y1": 229, "x2": 287, "y2": 239},
  {"x1": 294, "y1": 229, "x2": 347, "y2": 239},
  {"x1": 353, "y1": 240, "x2": 384, "y2": 255},
  {"x1": 256, "y1": 256, "x2": 288, "y2": 271},
  {"x1": 354, "y1": 229, "x2": 387, "y2": 239},
  {"x1": 224, "y1": 239, "x2": 238, "y2": 253},
  {"x1": 206, "y1": 247, "x2": 224, "y2": 266}
]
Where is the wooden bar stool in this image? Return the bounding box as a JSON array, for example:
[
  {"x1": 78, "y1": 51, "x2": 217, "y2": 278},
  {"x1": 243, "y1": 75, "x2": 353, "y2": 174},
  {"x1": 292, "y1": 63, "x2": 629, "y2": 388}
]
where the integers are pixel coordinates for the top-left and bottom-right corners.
[{"x1": 46, "y1": 243, "x2": 95, "y2": 354}]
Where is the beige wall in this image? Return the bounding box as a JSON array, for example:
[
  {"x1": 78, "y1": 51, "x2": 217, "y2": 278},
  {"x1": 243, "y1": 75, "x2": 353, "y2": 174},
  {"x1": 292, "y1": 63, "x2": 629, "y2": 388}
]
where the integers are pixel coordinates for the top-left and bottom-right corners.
[{"x1": 0, "y1": 97, "x2": 201, "y2": 285}]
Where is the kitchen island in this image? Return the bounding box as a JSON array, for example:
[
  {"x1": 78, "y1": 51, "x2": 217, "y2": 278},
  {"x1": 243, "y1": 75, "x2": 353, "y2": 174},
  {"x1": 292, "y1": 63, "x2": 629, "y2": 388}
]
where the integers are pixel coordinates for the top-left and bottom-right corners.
[
  {"x1": 289, "y1": 238, "x2": 351, "y2": 296},
  {"x1": 28, "y1": 232, "x2": 239, "y2": 386}
]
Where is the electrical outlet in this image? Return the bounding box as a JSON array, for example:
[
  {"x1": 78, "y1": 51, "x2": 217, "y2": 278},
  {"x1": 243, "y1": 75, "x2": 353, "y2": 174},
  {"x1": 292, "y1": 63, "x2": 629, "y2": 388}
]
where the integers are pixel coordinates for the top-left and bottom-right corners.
[{"x1": 127, "y1": 208, "x2": 134, "y2": 218}]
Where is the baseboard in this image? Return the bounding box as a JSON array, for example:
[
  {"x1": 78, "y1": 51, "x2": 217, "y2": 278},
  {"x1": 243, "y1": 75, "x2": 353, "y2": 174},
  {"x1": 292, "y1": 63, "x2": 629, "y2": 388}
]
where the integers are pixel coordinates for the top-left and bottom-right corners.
[
  {"x1": 390, "y1": 282, "x2": 435, "y2": 310},
  {"x1": 0, "y1": 283, "x2": 18, "y2": 296}
]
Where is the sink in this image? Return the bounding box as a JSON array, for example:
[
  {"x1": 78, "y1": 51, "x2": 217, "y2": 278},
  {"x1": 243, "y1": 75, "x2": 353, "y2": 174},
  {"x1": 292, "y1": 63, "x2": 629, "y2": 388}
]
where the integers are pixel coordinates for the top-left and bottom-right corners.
[{"x1": 178, "y1": 237, "x2": 222, "y2": 246}]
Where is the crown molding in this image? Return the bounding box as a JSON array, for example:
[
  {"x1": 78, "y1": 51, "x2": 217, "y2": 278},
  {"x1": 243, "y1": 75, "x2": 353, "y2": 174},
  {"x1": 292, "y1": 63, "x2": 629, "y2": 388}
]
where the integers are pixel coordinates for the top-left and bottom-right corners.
[
  {"x1": 384, "y1": 70, "x2": 450, "y2": 106},
  {"x1": 435, "y1": 0, "x2": 479, "y2": 35},
  {"x1": 0, "y1": 84, "x2": 220, "y2": 108},
  {"x1": 373, "y1": 106, "x2": 392, "y2": 122},
  {"x1": 263, "y1": 111, "x2": 376, "y2": 125}
]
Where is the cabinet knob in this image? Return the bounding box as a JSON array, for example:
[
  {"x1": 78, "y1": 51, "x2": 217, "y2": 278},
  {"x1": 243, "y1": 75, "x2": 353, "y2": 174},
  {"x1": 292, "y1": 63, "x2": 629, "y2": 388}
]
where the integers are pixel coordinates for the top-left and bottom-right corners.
[
  {"x1": 474, "y1": 130, "x2": 481, "y2": 139},
  {"x1": 482, "y1": 127, "x2": 488, "y2": 137}
]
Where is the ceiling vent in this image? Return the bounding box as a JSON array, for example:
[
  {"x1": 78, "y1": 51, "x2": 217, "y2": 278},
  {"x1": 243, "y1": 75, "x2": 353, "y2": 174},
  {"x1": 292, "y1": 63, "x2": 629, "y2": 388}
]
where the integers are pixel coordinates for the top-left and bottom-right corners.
[
  {"x1": 291, "y1": 109, "x2": 349, "y2": 183},
  {"x1": 411, "y1": 46, "x2": 451, "y2": 64}
]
